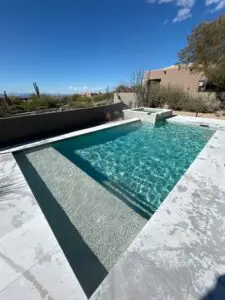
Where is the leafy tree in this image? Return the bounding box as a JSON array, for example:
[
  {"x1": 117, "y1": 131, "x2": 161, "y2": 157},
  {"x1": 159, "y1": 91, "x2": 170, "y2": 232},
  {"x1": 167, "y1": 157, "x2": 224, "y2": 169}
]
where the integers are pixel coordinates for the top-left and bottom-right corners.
[{"x1": 179, "y1": 14, "x2": 225, "y2": 90}]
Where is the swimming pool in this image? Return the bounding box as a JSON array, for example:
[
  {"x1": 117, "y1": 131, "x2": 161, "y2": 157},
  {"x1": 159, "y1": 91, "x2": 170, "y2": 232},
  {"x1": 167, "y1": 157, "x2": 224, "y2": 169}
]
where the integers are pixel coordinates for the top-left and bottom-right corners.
[
  {"x1": 15, "y1": 120, "x2": 214, "y2": 297},
  {"x1": 55, "y1": 121, "x2": 214, "y2": 216}
]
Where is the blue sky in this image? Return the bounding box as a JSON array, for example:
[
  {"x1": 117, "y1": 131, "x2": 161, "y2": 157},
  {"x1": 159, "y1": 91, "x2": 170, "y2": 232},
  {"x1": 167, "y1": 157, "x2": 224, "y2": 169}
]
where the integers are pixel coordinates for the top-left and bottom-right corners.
[{"x1": 0, "y1": 0, "x2": 224, "y2": 94}]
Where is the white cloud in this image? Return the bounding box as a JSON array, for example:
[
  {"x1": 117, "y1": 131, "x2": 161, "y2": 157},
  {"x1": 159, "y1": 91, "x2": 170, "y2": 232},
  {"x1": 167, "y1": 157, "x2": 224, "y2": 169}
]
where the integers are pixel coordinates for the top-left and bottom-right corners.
[
  {"x1": 68, "y1": 85, "x2": 112, "y2": 93},
  {"x1": 147, "y1": 0, "x2": 195, "y2": 22},
  {"x1": 205, "y1": 0, "x2": 225, "y2": 11},
  {"x1": 148, "y1": 0, "x2": 225, "y2": 20},
  {"x1": 68, "y1": 85, "x2": 88, "y2": 91},
  {"x1": 176, "y1": 0, "x2": 195, "y2": 8},
  {"x1": 173, "y1": 7, "x2": 192, "y2": 22},
  {"x1": 205, "y1": 0, "x2": 219, "y2": 4}
]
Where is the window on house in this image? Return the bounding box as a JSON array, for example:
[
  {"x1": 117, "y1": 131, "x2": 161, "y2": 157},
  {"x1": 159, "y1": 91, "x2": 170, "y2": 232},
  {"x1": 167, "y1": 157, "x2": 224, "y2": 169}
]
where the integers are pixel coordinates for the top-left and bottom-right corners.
[
  {"x1": 205, "y1": 83, "x2": 219, "y2": 92},
  {"x1": 197, "y1": 80, "x2": 206, "y2": 92},
  {"x1": 197, "y1": 80, "x2": 218, "y2": 92},
  {"x1": 147, "y1": 79, "x2": 161, "y2": 89}
]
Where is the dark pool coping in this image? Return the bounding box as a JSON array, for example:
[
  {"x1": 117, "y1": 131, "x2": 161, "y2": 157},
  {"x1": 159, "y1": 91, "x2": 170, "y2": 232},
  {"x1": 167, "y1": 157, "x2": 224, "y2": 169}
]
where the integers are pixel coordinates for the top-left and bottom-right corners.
[{"x1": 0, "y1": 118, "x2": 140, "y2": 154}]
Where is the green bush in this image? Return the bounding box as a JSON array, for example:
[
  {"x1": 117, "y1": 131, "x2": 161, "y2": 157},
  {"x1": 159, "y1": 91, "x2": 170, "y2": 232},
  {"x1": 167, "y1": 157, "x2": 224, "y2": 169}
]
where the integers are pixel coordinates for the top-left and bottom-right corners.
[
  {"x1": 65, "y1": 94, "x2": 80, "y2": 103},
  {"x1": 158, "y1": 87, "x2": 189, "y2": 110},
  {"x1": 95, "y1": 99, "x2": 113, "y2": 106},
  {"x1": 10, "y1": 96, "x2": 23, "y2": 105},
  {"x1": 10, "y1": 105, "x2": 26, "y2": 113},
  {"x1": 0, "y1": 102, "x2": 26, "y2": 117},
  {"x1": 0, "y1": 90, "x2": 116, "y2": 118},
  {"x1": 0, "y1": 102, "x2": 11, "y2": 117},
  {"x1": 20, "y1": 95, "x2": 61, "y2": 111},
  {"x1": 93, "y1": 93, "x2": 113, "y2": 102}
]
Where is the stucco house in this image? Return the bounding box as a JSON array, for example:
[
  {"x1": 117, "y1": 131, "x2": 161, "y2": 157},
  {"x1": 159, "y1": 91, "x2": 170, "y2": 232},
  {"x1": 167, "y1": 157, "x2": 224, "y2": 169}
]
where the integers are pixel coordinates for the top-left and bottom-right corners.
[
  {"x1": 114, "y1": 64, "x2": 218, "y2": 108},
  {"x1": 143, "y1": 64, "x2": 208, "y2": 93}
]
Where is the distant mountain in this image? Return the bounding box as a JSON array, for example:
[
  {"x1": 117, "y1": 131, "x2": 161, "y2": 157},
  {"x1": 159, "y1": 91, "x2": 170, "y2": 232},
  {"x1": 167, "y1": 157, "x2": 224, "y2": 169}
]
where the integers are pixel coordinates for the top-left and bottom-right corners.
[
  {"x1": 0, "y1": 93, "x2": 71, "y2": 99},
  {"x1": 0, "y1": 93, "x2": 33, "y2": 99}
]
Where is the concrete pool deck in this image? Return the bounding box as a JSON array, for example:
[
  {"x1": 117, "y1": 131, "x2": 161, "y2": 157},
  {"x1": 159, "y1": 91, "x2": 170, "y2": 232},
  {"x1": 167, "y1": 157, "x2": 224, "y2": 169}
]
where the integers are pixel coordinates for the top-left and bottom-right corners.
[
  {"x1": 0, "y1": 152, "x2": 87, "y2": 300},
  {"x1": 168, "y1": 115, "x2": 225, "y2": 130},
  {"x1": 1, "y1": 116, "x2": 225, "y2": 299}
]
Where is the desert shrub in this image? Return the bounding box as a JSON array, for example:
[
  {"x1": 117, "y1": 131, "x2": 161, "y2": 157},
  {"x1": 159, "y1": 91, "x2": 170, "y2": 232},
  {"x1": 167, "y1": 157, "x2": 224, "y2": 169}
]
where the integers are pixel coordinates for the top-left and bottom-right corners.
[
  {"x1": 10, "y1": 96, "x2": 23, "y2": 105},
  {"x1": 216, "y1": 92, "x2": 225, "y2": 109},
  {"x1": 149, "y1": 86, "x2": 169, "y2": 108},
  {"x1": 197, "y1": 96, "x2": 218, "y2": 113},
  {"x1": 0, "y1": 102, "x2": 10, "y2": 117},
  {"x1": 184, "y1": 96, "x2": 207, "y2": 115},
  {"x1": 20, "y1": 95, "x2": 61, "y2": 111},
  {"x1": 0, "y1": 90, "x2": 117, "y2": 118},
  {"x1": 67, "y1": 95, "x2": 94, "y2": 108},
  {"x1": 139, "y1": 86, "x2": 187, "y2": 109},
  {"x1": 65, "y1": 94, "x2": 80, "y2": 103},
  {"x1": 93, "y1": 93, "x2": 113, "y2": 102},
  {"x1": 45, "y1": 97, "x2": 60, "y2": 109},
  {"x1": 140, "y1": 85, "x2": 219, "y2": 114},
  {"x1": 163, "y1": 87, "x2": 188, "y2": 110},
  {"x1": 95, "y1": 99, "x2": 113, "y2": 106},
  {"x1": 144, "y1": 85, "x2": 160, "y2": 107},
  {"x1": 10, "y1": 105, "x2": 26, "y2": 113},
  {"x1": 0, "y1": 103, "x2": 26, "y2": 117}
]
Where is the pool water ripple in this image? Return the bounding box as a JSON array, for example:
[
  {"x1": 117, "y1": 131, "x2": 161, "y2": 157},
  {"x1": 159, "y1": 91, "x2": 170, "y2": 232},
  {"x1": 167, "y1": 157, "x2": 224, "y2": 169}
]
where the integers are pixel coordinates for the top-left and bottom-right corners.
[{"x1": 54, "y1": 121, "x2": 214, "y2": 218}]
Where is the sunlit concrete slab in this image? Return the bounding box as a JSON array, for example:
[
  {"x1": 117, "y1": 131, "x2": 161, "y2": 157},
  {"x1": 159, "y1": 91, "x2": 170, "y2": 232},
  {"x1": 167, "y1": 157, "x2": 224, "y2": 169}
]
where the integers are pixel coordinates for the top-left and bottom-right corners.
[
  {"x1": 0, "y1": 153, "x2": 87, "y2": 300},
  {"x1": 168, "y1": 115, "x2": 225, "y2": 130}
]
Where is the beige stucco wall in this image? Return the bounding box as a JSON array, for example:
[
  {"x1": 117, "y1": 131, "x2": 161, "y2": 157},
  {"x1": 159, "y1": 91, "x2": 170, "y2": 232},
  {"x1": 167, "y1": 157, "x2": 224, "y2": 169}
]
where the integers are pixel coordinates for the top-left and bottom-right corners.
[
  {"x1": 144, "y1": 67, "x2": 204, "y2": 93},
  {"x1": 114, "y1": 93, "x2": 137, "y2": 108}
]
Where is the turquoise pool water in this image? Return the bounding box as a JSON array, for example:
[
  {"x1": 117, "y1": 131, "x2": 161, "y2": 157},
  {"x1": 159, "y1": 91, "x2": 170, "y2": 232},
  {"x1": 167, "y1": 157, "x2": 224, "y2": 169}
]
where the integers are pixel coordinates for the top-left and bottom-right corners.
[{"x1": 54, "y1": 121, "x2": 214, "y2": 218}]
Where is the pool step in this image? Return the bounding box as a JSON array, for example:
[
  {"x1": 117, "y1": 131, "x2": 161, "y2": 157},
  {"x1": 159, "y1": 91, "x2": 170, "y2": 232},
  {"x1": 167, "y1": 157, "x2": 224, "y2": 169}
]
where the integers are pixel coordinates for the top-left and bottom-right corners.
[{"x1": 17, "y1": 146, "x2": 147, "y2": 272}]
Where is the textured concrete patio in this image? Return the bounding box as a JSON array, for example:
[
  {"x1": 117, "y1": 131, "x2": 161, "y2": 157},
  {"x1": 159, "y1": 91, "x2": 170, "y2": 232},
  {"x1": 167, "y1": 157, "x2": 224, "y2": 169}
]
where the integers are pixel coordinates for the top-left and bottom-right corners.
[
  {"x1": 1, "y1": 116, "x2": 225, "y2": 299},
  {"x1": 0, "y1": 153, "x2": 87, "y2": 300}
]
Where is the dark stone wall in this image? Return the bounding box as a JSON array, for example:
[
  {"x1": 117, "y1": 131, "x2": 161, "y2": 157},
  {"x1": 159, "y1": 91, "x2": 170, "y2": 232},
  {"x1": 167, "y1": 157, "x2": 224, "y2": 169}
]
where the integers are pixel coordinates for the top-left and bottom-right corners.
[{"x1": 0, "y1": 103, "x2": 125, "y2": 147}]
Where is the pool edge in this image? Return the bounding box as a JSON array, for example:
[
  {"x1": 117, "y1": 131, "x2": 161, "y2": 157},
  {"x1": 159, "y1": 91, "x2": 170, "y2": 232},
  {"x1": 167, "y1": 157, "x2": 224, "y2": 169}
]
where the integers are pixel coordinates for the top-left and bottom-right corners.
[{"x1": 0, "y1": 118, "x2": 140, "y2": 154}]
